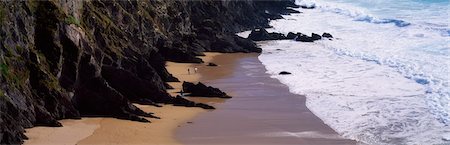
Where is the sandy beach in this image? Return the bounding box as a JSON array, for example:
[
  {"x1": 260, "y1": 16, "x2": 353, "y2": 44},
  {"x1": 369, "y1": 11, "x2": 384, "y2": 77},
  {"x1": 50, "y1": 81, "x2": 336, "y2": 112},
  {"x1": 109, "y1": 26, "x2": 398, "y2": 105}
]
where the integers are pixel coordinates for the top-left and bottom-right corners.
[
  {"x1": 176, "y1": 53, "x2": 357, "y2": 145},
  {"x1": 24, "y1": 52, "x2": 356, "y2": 145},
  {"x1": 24, "y1": 53, "x2": 225, "y2": 145}
]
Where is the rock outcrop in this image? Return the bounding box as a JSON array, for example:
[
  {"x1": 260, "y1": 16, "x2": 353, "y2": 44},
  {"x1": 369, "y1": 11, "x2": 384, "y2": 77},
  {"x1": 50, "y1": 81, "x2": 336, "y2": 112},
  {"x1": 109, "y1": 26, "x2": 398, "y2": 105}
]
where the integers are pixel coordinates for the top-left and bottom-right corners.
[
  {"x1": 248, "y1": 28, "x2": 333, "y2": 42},
  {"x1": 279, "y1": 71, "x2": 292, "y2": 75},
  {"x1": 182, "y1": 82, "x2": 232, "y2": 98},
  {"x1": 0, "y1": 0, "x2": 298, "y2": 144},
  {"x1": 322, "y1": 32, "x2": 333, "y2": 38},
  {"x1": 295, "y1": 33, "x2": 322, "y2": 42},
  {"x1": 248, "y1": 28, "x2": 287, "y2": 41}
]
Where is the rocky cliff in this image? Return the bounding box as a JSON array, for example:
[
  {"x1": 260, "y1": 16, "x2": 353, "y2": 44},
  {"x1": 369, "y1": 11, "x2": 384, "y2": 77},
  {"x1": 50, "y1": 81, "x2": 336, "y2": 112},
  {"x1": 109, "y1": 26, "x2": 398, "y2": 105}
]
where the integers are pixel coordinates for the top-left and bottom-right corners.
[{"x1": 0, "y1": 0, "x2": 297, "y2": 144}]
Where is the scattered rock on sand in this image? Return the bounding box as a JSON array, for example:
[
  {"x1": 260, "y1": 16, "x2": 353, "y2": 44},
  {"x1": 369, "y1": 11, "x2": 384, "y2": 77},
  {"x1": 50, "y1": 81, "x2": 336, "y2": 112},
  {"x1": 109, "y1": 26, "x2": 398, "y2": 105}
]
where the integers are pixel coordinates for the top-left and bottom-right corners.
[
  {"x1": 182, "y1": 82, "x2": 232, "y2": 98},
  {"x1": 207, "y1": 62, "x2": 218, "y2": 66},
  {"x1": 173, "y1": 95, "x2": 215, "y2": 109},
  {"x1": 279, "y1": 71, "x2": 292, "y2": 75},
  {"x1": 322, "y1": 32, "x2": 333, "y2": 38},
  {"x1": 295, "y1": 33, "x2": 322, "y2": 42},
  {"x1": 301, "y1": 5, "x2": 316, "y2": 9}
]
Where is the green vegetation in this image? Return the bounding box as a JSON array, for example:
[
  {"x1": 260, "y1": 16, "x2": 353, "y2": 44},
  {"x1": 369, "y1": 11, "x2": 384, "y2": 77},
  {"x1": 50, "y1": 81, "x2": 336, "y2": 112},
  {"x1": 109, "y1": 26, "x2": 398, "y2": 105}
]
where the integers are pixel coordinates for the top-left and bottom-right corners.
[
  {"x1": 1, "y1": 54, "x2": 28, "y2": 89},
  {"x1": 0, "y1": 63, "x2": 9, "y2": 77},
  {"x1": 0, "y1": 5, "x2": 5, "y2": 24},
  {"x1": 65, "y1": 15, "x2": 81, "y2": 27}
]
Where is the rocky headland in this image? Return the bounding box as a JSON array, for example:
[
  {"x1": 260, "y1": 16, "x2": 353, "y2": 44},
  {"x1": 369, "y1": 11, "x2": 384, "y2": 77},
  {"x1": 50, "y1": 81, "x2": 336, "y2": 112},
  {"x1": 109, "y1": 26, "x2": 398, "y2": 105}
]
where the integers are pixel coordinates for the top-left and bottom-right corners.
[{"x1": 0, "y1": 0, "x2": 299, "y2": 144}]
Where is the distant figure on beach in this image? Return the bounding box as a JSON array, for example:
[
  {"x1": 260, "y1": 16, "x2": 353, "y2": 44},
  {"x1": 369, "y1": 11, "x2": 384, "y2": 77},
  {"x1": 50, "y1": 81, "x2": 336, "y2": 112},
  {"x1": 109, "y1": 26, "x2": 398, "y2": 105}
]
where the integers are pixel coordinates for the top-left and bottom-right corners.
[
  {"x1": 188, "y1": 68, "x2": 190, "y2": 75},
  {"x1": 194, "y1": 67, "x2": 198, "y2": 73}
]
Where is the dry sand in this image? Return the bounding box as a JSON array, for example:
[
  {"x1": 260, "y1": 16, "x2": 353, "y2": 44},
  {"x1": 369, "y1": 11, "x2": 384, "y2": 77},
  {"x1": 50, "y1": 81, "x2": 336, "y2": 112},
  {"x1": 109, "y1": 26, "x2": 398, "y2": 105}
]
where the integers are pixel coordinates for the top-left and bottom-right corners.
[{"x1": 24, "y1": 53, "x2": 224, "y2": 145}]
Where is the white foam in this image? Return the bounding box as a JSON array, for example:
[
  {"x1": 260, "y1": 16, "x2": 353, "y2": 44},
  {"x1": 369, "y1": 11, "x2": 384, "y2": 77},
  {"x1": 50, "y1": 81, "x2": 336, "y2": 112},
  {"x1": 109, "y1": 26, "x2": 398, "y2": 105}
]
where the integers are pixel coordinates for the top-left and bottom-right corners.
[
  {"x1": 260, "y1": 131, "x2": 343, "y2": 140},
  {"x1": 259, "y1": 40, "x2": 450, "y2": 145},
  {"x1": 255, "y1": 0, "x2": 450, "y2": 144}
]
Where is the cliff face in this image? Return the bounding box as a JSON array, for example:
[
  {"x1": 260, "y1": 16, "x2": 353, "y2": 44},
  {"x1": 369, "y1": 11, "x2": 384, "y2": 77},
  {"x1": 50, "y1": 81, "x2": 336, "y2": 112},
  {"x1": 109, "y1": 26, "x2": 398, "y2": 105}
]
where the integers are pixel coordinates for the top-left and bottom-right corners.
[{"x1": 0, "y1": 0, "x2": 296, "y2": 144}]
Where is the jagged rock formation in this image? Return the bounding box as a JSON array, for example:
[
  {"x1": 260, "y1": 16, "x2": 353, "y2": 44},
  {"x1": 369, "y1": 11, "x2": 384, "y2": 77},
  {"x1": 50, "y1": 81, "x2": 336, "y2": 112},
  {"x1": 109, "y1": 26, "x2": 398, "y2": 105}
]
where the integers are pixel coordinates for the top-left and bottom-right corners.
[
  {"x1": 248, "y1": 28, "x2": 288, "y2": 41},
  {"x1": 0, "y1": 0, "x2": 297, "y2": 144},
  {"x1": 248, "y1": 28, "x2": 333, "y2": 42},
  {"x1": 182, "y1": 82, "x2": 231, "y2": 98},
  {"x1": 295, "y1": 33, "x2": 322, "y2": 42}
]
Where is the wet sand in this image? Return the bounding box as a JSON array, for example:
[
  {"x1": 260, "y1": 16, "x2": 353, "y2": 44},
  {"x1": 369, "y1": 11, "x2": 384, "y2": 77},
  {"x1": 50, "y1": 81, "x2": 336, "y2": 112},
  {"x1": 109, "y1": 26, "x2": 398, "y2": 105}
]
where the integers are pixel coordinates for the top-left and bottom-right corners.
[
  {"x1": 176, "y1": 53, "x2": 357, "y2": 145},
  {"x1": 24, "y1": 53, "x2": 225, "y2": 145}
]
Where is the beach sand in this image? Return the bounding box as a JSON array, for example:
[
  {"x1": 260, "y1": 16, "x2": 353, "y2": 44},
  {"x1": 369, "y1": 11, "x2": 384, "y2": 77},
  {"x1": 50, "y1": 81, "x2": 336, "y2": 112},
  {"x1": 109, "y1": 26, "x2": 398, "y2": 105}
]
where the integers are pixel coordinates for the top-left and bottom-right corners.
[
  {"x1": 24, "y1": 53, "x2": 224, "y2": 145},
  {"x1": 176, "y1": 53, "x2": 357, "y2": 145},
  {"x1": 24, "y1": 52, "x2": 356, "y2": 145}
]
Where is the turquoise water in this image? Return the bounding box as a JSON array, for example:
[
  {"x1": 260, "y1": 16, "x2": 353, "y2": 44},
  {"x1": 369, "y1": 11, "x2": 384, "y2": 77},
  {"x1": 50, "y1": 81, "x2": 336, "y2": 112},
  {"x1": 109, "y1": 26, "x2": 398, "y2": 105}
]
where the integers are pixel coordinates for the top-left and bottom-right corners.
[{"x1": 256, "y1": 0, "x2": 450, "y2": 144}]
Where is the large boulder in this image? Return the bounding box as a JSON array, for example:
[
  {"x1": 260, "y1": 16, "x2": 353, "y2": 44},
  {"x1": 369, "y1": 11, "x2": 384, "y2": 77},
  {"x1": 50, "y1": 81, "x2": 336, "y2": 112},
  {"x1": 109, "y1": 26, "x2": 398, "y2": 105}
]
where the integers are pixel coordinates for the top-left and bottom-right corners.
[
  {"x1": 295, "y1": 33, "x2": 322, "y2": 42},
  {"x1": 248, "y1": 28, "x2": 273, "y2": 41},
  {"x1": 248, "y1": 28, "x2": 287, "y2": 41},
  {"x1": 182, "y1": 82, "x2": 232, "y2": 98}
]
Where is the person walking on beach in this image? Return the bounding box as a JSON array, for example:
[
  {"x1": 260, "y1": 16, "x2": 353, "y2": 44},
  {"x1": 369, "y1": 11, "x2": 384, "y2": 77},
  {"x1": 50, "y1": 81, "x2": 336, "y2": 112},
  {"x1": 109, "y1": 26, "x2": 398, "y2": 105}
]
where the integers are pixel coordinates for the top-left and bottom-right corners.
[
  {"x1": 188, "y1": 68, "x2": 190, "y2": 75},
  {"x1": 194, "y1": 67, "x2": 198, "y2": 73}
]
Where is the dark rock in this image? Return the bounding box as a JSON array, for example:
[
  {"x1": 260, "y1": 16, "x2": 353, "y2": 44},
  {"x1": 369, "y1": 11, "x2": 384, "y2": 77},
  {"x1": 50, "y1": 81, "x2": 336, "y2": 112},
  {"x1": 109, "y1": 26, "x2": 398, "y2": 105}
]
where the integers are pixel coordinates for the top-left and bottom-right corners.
[
  {"x1": 182, "y1": 82, "x2": 232, "y2": 98},
  {"x1": 279, "y1": 71, "x2": 292, "y2": 75},
  {"x1": 207, "y1": 63, "x2": 218, "y2": 66},
  {"x1": 301, "y1": 5, "x2": 316, "y2": 9},
  {"x1": 295, "y1": 33, "x2": 322, "y2": 42},
  {"x1": 286, "y1": 32, "x2": 298, "y2": 39},
  {"x1": 264, "y1": 13, "x2": 284, "y2": 20},
  {"x1": 322, "y1": 33, "x2": 333, "y2": 38},
  {"x1": 172, "y1": 95, "x2": 215, "y2": 109},
  {"x1": 284, "y1": 8, "x2": 302, "y2": 14},
  {"x1": 248, "y1": 28, "x2": 272, "y2": 41},
  {"x1": 248, "y1": 28, "x2": 288, "y2": 41},
  {"x1": 311, "y1": 33, "x2": 322, "y2": 40},
  {"x1": 269, "y1": 33, "x2": 287, "y2": 40},
  {"x1": 295, "y1": 34, "x2": 314, "y2": 42}
]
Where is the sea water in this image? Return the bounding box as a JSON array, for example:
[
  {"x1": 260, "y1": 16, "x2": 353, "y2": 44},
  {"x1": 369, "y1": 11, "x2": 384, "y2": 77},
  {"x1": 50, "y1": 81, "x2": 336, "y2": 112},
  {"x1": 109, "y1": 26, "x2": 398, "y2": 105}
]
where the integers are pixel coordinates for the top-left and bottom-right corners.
[{"x1": 254, "y1": 0, "x2": 450, "y2": 144}]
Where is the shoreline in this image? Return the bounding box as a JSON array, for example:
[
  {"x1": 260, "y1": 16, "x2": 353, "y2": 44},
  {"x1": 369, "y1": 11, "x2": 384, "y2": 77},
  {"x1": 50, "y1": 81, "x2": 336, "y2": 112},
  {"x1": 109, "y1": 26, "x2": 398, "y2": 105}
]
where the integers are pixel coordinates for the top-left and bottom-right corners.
[
  {"x1": 24, "y1": 53, "x2": 227, "y2": 145},
  {"x1": 176, "y1": 53, "x2": 357, "y2": 145}
]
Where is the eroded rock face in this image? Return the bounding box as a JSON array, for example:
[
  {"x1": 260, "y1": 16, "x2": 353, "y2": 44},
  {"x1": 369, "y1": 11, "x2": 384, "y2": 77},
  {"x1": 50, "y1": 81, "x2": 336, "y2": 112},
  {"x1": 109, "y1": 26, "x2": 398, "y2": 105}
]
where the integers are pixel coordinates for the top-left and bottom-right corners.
[{"x1": 0, "y1": 0, "x2": 298, "y2": 143}]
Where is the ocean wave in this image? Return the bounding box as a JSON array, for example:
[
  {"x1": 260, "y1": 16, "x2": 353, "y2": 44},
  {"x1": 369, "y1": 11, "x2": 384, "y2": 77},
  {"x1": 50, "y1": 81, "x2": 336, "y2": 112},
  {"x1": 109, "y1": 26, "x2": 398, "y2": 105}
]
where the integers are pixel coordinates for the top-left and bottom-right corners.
[
  {"x1": 297, "y1": 0, "x2": 411, "y2": 27},
  {"x1": 326, "y1": 43, "x2": 450, "y2": 125},
  {"x1": 258, "y1": 41, "x2": 450, "y2": 145}
]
